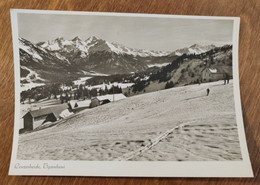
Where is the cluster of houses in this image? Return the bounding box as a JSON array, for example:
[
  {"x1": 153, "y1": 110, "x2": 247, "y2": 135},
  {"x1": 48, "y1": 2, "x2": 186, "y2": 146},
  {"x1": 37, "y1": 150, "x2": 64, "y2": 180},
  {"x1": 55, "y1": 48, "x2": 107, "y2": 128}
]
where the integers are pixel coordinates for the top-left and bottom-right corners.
[{"x1": 20, "y1": 93, "x2": 126, "y2": 132}]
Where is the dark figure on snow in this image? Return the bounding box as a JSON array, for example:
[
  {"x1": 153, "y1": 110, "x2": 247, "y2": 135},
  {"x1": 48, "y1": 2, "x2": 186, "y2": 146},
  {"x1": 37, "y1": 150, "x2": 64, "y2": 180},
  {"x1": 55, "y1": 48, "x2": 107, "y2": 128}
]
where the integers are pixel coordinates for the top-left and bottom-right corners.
[
  {"x1": 224, "y1": 74, "x2": 227, "y2": 85},
  {"x1": 207, "y1": 88, "x2": 210, "y2": 96},
  {"x1": 224, "y1": 74, "x2": 230, "y2": 85},
  {"x1": 226, "y1": 74, "x2": 230, "y2": 84}
]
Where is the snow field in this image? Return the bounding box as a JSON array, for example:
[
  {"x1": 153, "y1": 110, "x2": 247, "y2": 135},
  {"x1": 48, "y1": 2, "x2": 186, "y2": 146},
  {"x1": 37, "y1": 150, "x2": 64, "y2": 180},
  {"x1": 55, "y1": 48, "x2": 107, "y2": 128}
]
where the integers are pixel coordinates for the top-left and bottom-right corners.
[{"x1": 17, "y1": 80, "x2": 241, "y2": 161}]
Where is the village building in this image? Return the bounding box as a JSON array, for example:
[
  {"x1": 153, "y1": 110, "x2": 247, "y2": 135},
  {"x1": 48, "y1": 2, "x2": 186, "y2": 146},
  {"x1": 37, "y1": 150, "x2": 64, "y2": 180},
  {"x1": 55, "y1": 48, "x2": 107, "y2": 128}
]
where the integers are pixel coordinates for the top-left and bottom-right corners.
[
  {"x1": 96, "y1": 94, "x2": 126, "y2": 102},
  {"x1": 90, "y1": 93, "x2": 126, "y2": 108},
  {"x1": 201, "y1": 66, "x2": 232, "y2": 82},
  {"x1": 22, "y1": 104, "x2": 69, "y2": 131},
  {"x1": 68, "y1": 100, "x2": 91, "y2": 113}
]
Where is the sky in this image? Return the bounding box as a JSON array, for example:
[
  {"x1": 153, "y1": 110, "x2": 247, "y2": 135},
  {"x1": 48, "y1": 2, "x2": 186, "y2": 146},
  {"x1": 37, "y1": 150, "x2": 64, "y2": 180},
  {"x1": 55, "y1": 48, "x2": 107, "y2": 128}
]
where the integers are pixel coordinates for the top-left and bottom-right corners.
[{"x1": 18, "y1": 13, "x2": 234, "y2": 52}]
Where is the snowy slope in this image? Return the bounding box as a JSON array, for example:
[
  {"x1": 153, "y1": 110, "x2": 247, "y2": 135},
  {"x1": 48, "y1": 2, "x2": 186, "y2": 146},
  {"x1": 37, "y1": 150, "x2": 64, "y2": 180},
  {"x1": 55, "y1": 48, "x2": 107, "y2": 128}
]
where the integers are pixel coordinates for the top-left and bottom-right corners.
[
  {"x1": 147, "y1": 63, "x2": 170, "y2": 68},
  {"x1": 17, "y1": 80, "x2": 241, "y2": 161},
  {"x1": 19, "y1": 39, "x2": 43, "y2": 61},
  {"x1": 20, "y1": 66, "x2": 45, "y2": 91},
  {"x1": 19, "y1": 37, "x2": 71, "y2": 65},
  {"x1": 73, "y1": 77, "x2": 93, "y2": 86}
]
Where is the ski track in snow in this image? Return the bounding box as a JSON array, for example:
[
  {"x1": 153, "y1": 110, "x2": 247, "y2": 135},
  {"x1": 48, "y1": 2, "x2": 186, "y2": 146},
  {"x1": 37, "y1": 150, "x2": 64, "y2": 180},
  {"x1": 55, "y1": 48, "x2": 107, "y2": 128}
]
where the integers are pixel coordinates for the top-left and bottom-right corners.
[
  {"x1": 122, "y1": 121, "x2": 241, "y2": 161},
  {"x1": 17, "y1": 80, "x2": 242, "y2": 161},
  {"x1": 117, "y1": 122, "x2": 187, "y2": 160}
]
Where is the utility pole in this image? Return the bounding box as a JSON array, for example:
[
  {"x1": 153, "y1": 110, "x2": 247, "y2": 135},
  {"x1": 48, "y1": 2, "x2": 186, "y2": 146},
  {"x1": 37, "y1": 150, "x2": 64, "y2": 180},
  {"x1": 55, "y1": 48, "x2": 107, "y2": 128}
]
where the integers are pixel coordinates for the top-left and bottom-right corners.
[{"x1": 113, "y1": 85, "x2": 115, "y2": 102}]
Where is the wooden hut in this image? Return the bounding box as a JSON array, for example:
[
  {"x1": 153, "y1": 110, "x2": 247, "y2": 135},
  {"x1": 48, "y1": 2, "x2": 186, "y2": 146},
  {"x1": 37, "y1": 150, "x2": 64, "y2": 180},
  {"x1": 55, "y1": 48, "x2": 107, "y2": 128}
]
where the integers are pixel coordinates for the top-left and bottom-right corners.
[
  {"x1": 201, "y1": 67, "x2": 230, "y2": 82},
  {"x1": 22, "y1": 104, "x2": 69, "y2": 131}
]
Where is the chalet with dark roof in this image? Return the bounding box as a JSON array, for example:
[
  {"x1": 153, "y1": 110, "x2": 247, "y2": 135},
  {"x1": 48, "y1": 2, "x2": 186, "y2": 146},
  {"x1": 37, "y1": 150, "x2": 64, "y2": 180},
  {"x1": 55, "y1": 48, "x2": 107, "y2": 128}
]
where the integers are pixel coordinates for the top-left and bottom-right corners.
[
  {"x1": 22, "y1": 104, "x2": 69, "y2": 131},
  {"x1": 201, "y1": 66, "x2": 232, "y2": 82}
]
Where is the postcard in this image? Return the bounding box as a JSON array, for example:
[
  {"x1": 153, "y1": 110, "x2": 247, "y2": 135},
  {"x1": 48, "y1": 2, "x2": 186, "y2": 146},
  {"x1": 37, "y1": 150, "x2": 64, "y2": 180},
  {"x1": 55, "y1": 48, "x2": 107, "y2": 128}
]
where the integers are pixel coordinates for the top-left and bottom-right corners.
[{"x1": 9, "y1": 9, "x2": 253, "y2": 177}]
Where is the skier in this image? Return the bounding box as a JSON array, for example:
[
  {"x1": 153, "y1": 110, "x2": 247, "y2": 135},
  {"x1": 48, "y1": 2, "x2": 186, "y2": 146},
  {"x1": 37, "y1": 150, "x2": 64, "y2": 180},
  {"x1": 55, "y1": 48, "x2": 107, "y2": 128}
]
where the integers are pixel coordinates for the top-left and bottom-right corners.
[{"x1": 207, "y1": 88, "x2": 210, "y2": 96}]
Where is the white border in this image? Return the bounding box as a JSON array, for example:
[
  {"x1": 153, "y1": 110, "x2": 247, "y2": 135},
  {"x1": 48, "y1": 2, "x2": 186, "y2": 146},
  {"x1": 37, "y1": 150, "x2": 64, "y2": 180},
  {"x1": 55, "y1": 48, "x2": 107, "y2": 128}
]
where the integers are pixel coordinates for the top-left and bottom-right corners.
[{"x1": 9, "y1": 9, "x2": 253, "y2": 177}]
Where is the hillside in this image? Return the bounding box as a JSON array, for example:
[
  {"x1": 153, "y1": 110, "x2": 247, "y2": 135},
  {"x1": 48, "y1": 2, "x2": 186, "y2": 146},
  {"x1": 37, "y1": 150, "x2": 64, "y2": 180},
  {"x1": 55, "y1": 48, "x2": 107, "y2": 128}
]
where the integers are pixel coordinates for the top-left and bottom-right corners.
[
  {"x1": 17, "y1": 80, "x2": 241, "y2": 161},
  {"x1": 130, "y1": 45, "x2": 233, "y2": 94},
  {"x1": 19, "y1": 37, "x2": 83, "y2": 85}
]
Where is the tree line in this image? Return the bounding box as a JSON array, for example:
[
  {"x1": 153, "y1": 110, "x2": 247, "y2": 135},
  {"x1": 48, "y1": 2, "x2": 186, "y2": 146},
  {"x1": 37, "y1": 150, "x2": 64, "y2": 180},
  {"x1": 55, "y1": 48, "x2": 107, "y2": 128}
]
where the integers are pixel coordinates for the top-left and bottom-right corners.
[{"x1": 21, "y1": 83, "x2": 123, "y2": 103}]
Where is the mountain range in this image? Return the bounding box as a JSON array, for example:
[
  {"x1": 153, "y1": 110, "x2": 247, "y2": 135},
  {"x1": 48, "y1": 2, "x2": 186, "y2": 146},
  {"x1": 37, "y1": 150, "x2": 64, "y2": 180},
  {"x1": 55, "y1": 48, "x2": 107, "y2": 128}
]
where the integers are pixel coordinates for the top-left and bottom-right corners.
[
  {"x1": 169, "y1": 44, "x2": 216, "y2": 56},
  {"x1": 19, "y1": 36, "x2": 219, "y2": 85}
]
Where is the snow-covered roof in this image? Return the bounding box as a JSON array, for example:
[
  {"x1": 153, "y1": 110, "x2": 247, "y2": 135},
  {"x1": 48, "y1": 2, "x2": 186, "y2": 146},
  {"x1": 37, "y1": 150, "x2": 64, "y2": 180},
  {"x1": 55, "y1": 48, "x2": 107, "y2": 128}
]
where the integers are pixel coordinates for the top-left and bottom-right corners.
[
  {"x1": 69, "y1": 100, "x2": 91, "y2": 109},
  {"x1": 76, "y1": 100, "x2": 91, "y2": 108},
  {"x1": 59, "y1": 109, "x2": 74, "y2": 118},
  {"x1": 25, "y1": 104, "x2": 69, "y2": 118},
  {"x1": 209, "y1": 68, "x2": 217, "y2": 73},
  {"x1": 68, "y1": 100, "x2": 77, "y2": 108},
  {"x1": 96, "y1": 94, "x2": 126, "y2": 102}
]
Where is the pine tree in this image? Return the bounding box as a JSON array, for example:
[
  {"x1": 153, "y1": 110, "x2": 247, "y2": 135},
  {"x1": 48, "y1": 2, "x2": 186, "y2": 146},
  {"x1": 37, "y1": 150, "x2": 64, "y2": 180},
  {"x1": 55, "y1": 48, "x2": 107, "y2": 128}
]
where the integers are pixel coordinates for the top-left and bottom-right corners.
[{"x1": 165, "y1": 81, "x2": 174, "y2": 89}]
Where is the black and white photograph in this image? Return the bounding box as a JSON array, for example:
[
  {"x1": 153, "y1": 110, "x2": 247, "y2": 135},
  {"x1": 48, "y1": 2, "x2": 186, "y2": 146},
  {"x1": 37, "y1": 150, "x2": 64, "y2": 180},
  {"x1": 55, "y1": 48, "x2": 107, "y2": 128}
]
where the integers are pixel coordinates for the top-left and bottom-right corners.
[{"x1": 9, "y1": 9, "x2": 253, "y2": 177}]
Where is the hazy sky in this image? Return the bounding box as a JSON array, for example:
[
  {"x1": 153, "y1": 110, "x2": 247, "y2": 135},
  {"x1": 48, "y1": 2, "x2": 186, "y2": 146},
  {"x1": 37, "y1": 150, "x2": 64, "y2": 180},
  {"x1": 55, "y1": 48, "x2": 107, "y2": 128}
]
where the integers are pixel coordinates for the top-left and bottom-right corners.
[{"x1": 18, "y1": 13, "x2": 234, "y2": 51}]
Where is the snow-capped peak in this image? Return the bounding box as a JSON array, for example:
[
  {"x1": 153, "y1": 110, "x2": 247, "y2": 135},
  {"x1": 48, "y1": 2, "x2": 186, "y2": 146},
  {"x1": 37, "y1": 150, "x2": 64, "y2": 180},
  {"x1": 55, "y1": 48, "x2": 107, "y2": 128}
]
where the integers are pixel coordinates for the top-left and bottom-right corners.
[
  {"x1": 72, "y1": 36, "x2": 82, "y2": 41},
  {"x1": 86, "y1": 38, "x2": 170, "y2": 57},
  {"x1": 40, "y1": 38, "x2": 63, "y2": 51},
  {"x1": 86, "y1": 36, "x2": 100, "y2": 42},
  {"x1": 170, "y1": 44, "x2": 216, "y2": 56},
  {"x1": 85, "y1": 36, "x2": 170, "y2": 57},
  {"x1": 55, "y1": 37, "x2": 65, "y2": 41},
  {"x1": 190, "y1": 44, "x2": 200, "y2": 48},
  {"x1": 38, "y1": 36, "x2": 170, "y2": 57},
  {"x1": 19, "y1": 37, "x2": 44, "y2": 61},
  {"x1": 85, "y1": 36, "x2": 103, "y2": 46}
]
